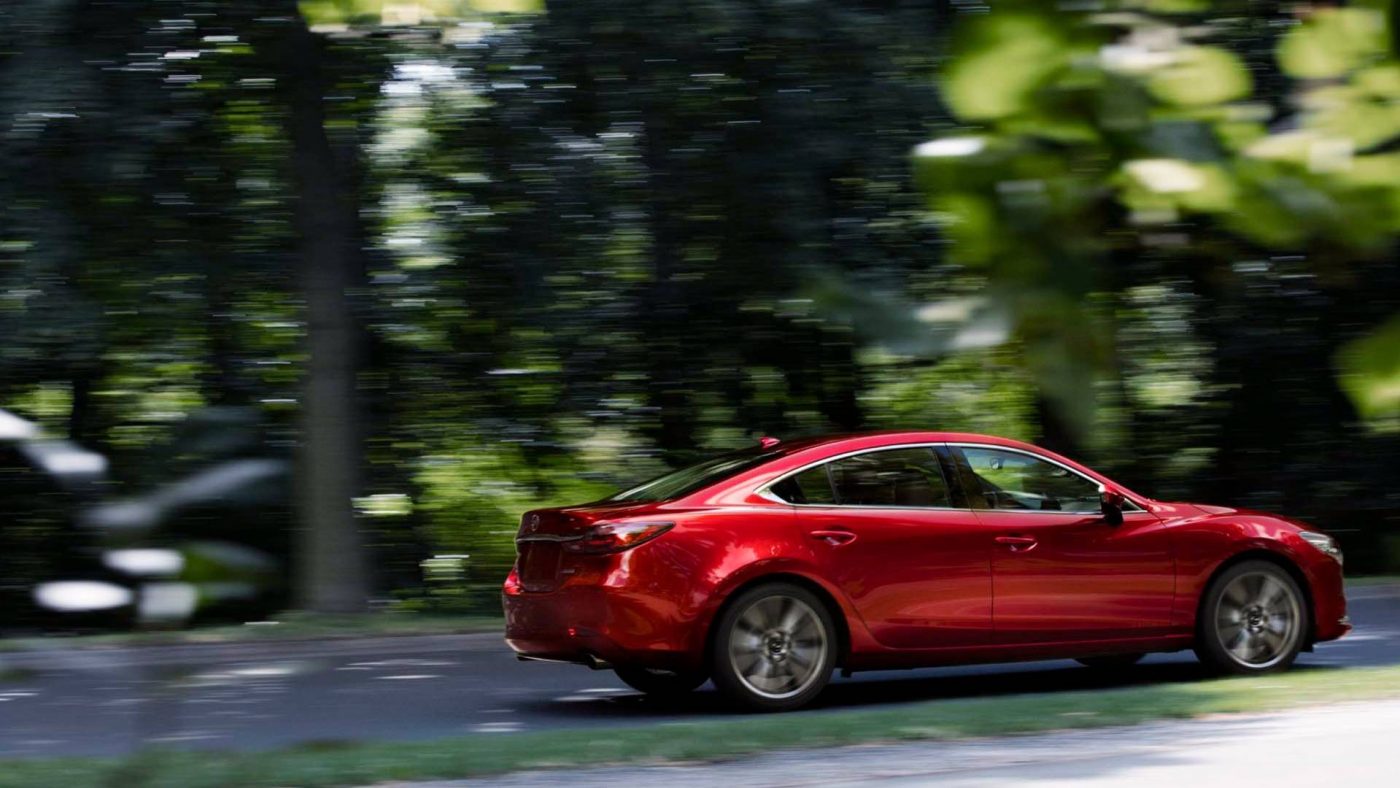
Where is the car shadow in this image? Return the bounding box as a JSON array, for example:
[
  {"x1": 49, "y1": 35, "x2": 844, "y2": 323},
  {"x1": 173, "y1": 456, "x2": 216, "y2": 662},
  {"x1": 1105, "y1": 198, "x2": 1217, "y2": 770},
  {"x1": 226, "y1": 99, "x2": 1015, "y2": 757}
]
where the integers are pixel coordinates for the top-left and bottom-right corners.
[{"x1": 521, "y1": 656, "x2": 1342, "y2": 720}]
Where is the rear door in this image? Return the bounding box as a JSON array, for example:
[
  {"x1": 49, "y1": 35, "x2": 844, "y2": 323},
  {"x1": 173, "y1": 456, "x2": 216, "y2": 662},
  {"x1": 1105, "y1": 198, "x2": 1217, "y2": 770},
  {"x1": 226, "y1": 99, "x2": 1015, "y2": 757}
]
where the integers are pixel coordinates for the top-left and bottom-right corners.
[
  {"x1": 950, "y1": 445, "x2": 1174, "y2": 645},
  {"x1": 769, "y1": 446, "x2": 992, "y2": 649}
]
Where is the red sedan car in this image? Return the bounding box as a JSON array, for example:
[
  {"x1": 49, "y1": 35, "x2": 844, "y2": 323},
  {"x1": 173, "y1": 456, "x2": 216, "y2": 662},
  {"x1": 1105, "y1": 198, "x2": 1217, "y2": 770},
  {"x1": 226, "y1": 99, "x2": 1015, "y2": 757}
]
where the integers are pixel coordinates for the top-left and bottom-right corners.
[{"x1": 503, "y1": 432, "x2": 1348, "y2": 711}]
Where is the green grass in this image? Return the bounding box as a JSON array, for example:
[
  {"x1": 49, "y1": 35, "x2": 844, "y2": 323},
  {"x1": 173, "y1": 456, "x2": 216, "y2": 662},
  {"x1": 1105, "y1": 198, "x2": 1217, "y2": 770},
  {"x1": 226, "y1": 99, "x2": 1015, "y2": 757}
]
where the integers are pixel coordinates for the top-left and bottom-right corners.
[
  {"x1": 5, "y1": 664, "x2": 1400, "y2": 788},
  {"x1": 0, "y1": 612, "x2": 503, "y2": 653},
  {"x1": 1341, "y1": 574, "x2": 1400, "y2": 587}
]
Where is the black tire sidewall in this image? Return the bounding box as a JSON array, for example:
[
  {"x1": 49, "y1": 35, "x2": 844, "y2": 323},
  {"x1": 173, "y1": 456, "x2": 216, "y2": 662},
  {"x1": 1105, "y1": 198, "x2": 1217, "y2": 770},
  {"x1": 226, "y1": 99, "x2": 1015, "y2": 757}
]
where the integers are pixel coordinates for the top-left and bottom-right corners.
[
  {"x1": 709, "y1": 582, "x2": 837, "y2": 712},
  {"x1": 1196, "y1": 560, "x2": 1308, "y2": 675}
]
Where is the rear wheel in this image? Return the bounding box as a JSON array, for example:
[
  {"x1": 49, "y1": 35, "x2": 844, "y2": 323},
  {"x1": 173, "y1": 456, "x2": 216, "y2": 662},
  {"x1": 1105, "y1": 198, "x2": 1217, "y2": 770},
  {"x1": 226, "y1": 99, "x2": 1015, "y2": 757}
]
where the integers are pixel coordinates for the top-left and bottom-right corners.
[
  {"x1": 710, "y1": 582, "x2": 836, "y2": 712},
  {"x1": 613, "y1": 666, "x2": 707, "y2": 698},
  {"x1": 1195, "y1": 560, "x2": 1307, "y2": 675},
  {"x1": 1075, "y1": 653, "x2": 1144, "y2": 670}
]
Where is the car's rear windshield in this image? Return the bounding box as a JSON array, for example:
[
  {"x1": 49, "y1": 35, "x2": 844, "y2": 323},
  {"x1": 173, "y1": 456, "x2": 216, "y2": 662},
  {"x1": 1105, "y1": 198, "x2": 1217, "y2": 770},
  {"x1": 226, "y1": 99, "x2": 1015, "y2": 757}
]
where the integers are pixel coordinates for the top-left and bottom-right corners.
[{"x1": 606, "y1": 447, "x2": 783, "y2": 503}]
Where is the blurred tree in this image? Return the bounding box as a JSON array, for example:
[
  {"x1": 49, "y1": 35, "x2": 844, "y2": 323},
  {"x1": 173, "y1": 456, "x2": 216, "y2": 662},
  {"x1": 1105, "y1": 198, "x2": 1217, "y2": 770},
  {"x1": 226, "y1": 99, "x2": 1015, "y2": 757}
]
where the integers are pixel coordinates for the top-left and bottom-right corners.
[
  {"x1": 920, "y1": 0, "x2": 1400, "y2": 523},
  {"x1": 8, "y1": 0, "x2": 1400, "y2": 624},
  {"x1": 253, "y1": 4, "x2": 374, "y2": 613}
]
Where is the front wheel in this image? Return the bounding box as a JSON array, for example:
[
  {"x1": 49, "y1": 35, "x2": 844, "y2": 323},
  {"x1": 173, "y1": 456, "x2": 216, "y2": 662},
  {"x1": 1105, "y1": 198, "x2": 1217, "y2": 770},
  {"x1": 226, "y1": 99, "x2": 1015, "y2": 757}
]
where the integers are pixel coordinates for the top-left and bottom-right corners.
[
  {"x1": 613, "y1": 666, "x2": 707, "y2": 698},
  {"x1": 710, "y1": 582, "x2": 836, "y2": 712},
  {"x1": 1195, "y1": 560, "x2": 1308, "y2": 675}
]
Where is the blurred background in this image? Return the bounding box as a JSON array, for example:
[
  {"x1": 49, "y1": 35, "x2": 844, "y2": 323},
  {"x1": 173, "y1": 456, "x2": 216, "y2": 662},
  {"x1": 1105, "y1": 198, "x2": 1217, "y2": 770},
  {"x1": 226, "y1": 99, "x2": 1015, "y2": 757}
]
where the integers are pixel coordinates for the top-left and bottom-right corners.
[{"x1": 2, "y1": 0, "x2": 1400, "y2": 634}]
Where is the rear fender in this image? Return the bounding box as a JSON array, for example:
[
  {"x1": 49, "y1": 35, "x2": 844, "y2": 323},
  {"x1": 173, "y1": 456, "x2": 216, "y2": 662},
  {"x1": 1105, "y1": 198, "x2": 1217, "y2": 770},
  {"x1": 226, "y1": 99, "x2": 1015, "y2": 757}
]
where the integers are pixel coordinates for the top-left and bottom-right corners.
[{"x1": 690, "y1": 558, "x2": 879, "y2": 664}]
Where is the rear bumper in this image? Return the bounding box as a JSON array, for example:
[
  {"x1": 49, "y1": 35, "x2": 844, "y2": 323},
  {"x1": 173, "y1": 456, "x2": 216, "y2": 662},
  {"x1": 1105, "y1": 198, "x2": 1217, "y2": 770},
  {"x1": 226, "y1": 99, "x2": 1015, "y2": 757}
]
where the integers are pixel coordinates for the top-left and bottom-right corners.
[{"x1": 502, "y1": 584, "x2": 700, "y2": 671}]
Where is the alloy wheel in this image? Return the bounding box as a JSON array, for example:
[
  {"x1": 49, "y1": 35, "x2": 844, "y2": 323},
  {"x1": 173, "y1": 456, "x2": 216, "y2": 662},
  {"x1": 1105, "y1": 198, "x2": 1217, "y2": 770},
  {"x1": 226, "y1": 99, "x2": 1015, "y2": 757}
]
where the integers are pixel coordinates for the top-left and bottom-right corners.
[
  {"x1": 727, "y1": 593, "x2": 829, "y2": 700},
  {"x1": 1213, "y1": 570, "x2": 1302, "y2": 669}
]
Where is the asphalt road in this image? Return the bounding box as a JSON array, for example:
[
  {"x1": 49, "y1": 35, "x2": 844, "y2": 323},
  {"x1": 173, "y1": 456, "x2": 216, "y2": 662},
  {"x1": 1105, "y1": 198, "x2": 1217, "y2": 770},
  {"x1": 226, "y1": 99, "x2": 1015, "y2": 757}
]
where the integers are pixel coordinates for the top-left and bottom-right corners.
[
  {"x1": 1, "y1": 582, "x2": 1397, "y2": 759},
  {"x1": 456, "y1": 699, "x2": 1400, "y2": 787}
]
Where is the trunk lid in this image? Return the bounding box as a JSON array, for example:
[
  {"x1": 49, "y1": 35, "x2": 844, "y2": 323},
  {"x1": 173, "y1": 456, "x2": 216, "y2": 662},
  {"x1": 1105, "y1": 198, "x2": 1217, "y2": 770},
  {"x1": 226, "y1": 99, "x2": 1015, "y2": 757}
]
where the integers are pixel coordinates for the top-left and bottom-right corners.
[{"x1": 513, "y1": 501, "x2": 661, "y2": 592}]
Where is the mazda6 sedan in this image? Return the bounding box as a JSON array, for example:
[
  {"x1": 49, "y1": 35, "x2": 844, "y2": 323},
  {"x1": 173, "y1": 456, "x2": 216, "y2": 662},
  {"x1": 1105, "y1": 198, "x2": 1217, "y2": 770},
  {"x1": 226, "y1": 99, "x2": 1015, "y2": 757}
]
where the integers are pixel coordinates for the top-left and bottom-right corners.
[{"x1": 503, "y1": 432, "x2": 1349, "y2": 711}]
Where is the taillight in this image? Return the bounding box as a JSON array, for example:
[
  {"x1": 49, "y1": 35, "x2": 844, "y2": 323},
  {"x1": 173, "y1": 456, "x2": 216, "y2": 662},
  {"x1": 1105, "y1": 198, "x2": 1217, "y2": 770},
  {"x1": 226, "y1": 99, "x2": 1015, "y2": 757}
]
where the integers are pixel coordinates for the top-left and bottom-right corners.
[
  {"x1": 502, "y1": 566, "x2": 523, "y2": 596},
  {"x1": 563, "y1": 522, "x2": 674, "y2": 555}
]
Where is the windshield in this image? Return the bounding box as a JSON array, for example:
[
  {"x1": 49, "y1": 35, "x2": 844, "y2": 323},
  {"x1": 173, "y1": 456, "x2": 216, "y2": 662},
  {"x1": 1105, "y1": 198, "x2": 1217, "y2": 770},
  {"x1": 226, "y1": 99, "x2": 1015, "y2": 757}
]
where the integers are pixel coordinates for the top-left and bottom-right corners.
[{"x1": 607, "y1": 447, "x2": 782, "y2": 503}]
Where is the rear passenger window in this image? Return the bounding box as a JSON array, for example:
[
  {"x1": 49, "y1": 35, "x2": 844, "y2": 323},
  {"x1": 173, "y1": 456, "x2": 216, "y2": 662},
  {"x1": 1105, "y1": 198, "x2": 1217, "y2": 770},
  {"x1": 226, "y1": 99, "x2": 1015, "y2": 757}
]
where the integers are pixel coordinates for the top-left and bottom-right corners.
[
  {"x1": 771, "y1": 466, "x2": 837, "y2": 505},
  {"x1": 769, "y1": 447, "x2": 951, "y2": 508},
  {"x1": 829, "y1": 448, "x2": 950, "y2": 507}
]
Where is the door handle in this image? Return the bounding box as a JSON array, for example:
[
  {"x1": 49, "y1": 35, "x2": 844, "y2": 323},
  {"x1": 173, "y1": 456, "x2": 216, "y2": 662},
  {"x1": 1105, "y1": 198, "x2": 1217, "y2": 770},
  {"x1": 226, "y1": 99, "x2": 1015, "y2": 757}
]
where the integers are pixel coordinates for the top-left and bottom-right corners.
[
  {"x1": 995, "y1": 535, "x2": 1038, "y2": 552},
  {"x1": 810, "y1": 530, "x2": 858, "y2": 546}
]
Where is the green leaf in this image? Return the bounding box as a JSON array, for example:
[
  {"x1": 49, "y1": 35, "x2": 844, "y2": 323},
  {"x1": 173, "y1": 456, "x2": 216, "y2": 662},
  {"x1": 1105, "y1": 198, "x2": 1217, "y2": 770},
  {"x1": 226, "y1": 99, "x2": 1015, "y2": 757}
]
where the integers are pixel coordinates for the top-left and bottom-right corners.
[
  {"x1": 1278, "y1": 8, "x2": 1389, "y2": 79},
  {"x1": 1305, "y1": 83, "x2": 1400, "y2": 151},
  {"x1": 927, "y1": 193, "x2": 1000, "y2": 268},
  {"x1": 1337, "y1": 314, "x2": 1400, "y2": 427},
  {"x1": 942, "y1": 14, "x2": 1071, "y2": 121},
  {"x1": 1118, "y1": 159, "x2": 1237, "y2": 217},
  {"x1": 1148, "y1": 46, "x2": 1252, "y2": 106}
]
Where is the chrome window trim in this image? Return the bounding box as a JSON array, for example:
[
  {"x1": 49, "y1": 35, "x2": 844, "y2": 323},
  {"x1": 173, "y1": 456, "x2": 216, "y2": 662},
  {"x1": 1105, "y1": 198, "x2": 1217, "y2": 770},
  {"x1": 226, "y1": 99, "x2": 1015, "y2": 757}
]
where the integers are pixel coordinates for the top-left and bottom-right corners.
[
  {"x1": 757, "y1": 443, "x2": 968, "y2": 512},
  {"x1": 757, "y1": 441, "x2": 1142, "y2": 515},
  {"x1": 515, "y1": 533, "x2": 584, "y2": 544},
  {"x1": 948, "y1": 442, "x2": 1145, "y2": 514},
  {"x1": 755, "y1": 487, "x2": 791, "y2": 505}
]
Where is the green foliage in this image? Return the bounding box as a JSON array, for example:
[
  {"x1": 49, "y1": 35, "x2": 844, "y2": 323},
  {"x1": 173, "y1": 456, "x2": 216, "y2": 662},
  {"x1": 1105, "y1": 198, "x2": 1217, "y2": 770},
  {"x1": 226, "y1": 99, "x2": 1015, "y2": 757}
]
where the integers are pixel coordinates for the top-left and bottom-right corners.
[
  {"x1": 941, "y1": 12, "x2": 1081, "y2": 121},
  {"x1": 1338, "y1": 314, "x2": 1400, "y2": 429},
  {"x1": 413, "y1": 437, "x2": 616, "y2": 580},
  {"x1": 862, "y1": 348, "x2": 1037, "y2": 441},
  {"x1": 298, "y1": 0, "x2": 540, "y2": 27},
  {"x1": 7, "y1": 0, "x2": 1400, "y2": 614},
  {"x1": 1147, "y1": 46, "x2": 1252, "y2": 106},
  {"x1": 918, "y1": 1, "x2": 1400, "y2": 511},
  {"x1": 1278, "y1": 7, "x2": 1391, "y2": 79}
]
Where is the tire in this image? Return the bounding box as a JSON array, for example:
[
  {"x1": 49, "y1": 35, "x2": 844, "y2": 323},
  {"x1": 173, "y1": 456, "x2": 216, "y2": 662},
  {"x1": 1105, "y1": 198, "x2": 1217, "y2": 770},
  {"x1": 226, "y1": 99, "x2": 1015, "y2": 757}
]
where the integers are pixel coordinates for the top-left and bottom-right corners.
[
  {"x1": 613, "y1": 666, "x2": 707, "y2": 698},
  {"x1": 1075, "y1": 653, "x2": 1145, "y2": 670},
  {"x1": 1194, "y1": 560, "x2": 1308, "y2": 675},
  {"x1": 710, "y1": 582, "x2": 837, "y2": 712}
]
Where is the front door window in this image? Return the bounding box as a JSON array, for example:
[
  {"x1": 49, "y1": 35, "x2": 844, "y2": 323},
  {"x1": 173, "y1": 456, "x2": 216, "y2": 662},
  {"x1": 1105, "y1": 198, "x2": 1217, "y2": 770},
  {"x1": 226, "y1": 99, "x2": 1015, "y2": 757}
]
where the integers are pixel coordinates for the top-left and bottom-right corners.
[{"x1": 960, "y1": 446, "x2": 1101, "y2": 513}]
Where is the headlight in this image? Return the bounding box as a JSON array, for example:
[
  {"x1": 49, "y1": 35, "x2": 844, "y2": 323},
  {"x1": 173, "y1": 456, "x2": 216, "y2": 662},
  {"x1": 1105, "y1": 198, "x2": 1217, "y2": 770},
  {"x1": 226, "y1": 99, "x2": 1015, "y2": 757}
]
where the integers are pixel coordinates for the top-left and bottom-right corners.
[{"x1": 1299, "y1": 531, "x2": 1343, "y2": 565}]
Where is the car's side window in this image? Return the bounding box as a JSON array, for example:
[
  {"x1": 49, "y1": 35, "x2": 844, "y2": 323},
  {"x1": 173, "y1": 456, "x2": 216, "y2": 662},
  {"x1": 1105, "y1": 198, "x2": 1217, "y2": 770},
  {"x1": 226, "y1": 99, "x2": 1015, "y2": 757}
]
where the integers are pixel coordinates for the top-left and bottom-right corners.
[
  {"x1": 770, "y1": 465, "x2": 838, "y2": 505},
  {"x1": 959, "y1": 446, "x2": 1101, "y2": 513},
  {"x1": 826, "y1": 447, "x2": 951, "y2": 507},
  {"x1": 769, "y1": 448, "x2": 952, "y2": 508}
]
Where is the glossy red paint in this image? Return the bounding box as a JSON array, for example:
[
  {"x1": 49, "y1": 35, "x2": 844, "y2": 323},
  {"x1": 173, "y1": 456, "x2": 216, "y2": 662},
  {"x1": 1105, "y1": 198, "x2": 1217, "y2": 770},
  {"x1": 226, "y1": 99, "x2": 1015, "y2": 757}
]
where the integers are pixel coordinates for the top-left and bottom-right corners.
[{"x1": 502, "y1": 432, "x2": 1348, "y2": 678}]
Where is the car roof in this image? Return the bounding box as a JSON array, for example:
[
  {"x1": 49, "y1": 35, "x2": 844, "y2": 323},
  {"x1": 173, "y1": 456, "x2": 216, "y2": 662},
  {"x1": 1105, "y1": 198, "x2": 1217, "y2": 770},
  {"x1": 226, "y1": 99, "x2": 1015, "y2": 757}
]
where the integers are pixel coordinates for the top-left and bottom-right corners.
[
  {"x1": 770, "y1": 431, "x2": 1046, "y2": 455},
  {"x1": 683, "y1": 430, "x2": 1150, "y2": 507}
]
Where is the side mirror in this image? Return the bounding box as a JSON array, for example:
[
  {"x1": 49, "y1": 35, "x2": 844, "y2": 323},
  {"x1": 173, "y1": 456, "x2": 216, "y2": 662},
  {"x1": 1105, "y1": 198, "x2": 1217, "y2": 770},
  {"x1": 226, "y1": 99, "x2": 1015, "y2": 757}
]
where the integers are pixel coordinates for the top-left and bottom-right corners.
[{"x1": 1100, "y1": 487, "x2": 1125, "y2": 526}]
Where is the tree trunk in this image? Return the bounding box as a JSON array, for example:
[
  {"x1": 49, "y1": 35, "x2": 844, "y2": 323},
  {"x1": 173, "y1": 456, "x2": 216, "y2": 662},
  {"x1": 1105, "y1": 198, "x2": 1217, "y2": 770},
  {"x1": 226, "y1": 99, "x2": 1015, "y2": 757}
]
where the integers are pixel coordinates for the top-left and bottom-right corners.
[
  {"x1": 641, "y1": 103, "x2": 696, "y2": 460},
  {"x1": 269, "y1": 7, "x2": 368, "y2": 613}
]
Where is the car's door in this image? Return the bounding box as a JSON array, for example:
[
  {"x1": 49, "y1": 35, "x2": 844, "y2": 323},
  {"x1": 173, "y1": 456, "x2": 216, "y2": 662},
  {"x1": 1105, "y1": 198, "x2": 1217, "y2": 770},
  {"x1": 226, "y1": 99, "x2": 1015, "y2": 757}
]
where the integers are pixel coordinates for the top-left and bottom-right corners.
[
  {"x1": 768, "y1": 446, "x2": 992, "y2": 649},
  {"x1": 950, "y1": 444, "x2": 1175, "y2": 645}
]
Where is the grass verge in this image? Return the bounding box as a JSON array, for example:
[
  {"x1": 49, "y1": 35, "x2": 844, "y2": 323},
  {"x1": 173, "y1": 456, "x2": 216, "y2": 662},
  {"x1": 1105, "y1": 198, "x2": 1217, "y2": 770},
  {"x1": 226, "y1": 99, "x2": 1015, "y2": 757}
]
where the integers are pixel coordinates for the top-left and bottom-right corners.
[
  {"x1": 5, "y1": 664, "x2": 1400, "y2": 787},
  {"x1": 1342, "y1": 574, "x2": 1400, "y2": 587},
  {"x1": 0, "y1": 611, "x2": 503, "y2": 653}
]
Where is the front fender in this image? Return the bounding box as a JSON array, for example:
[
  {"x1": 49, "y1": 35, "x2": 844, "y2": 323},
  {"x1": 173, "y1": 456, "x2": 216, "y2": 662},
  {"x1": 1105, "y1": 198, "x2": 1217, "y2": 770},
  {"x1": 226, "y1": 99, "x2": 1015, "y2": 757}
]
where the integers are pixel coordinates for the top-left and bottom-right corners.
[{"x1": 1172, "y1": 516, "x2": 1344, "y2": 638}]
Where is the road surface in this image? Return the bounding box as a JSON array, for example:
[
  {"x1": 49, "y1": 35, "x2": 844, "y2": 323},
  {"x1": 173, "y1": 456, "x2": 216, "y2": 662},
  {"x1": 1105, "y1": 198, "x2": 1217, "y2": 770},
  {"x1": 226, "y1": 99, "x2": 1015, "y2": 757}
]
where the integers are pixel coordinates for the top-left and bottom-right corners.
[
  {"x1": 448, "y1": 698, "x2": 1400, "y2": 787},
  {"x1": 1, "y1": 582, "x2": 1396, "y2": 758}
]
